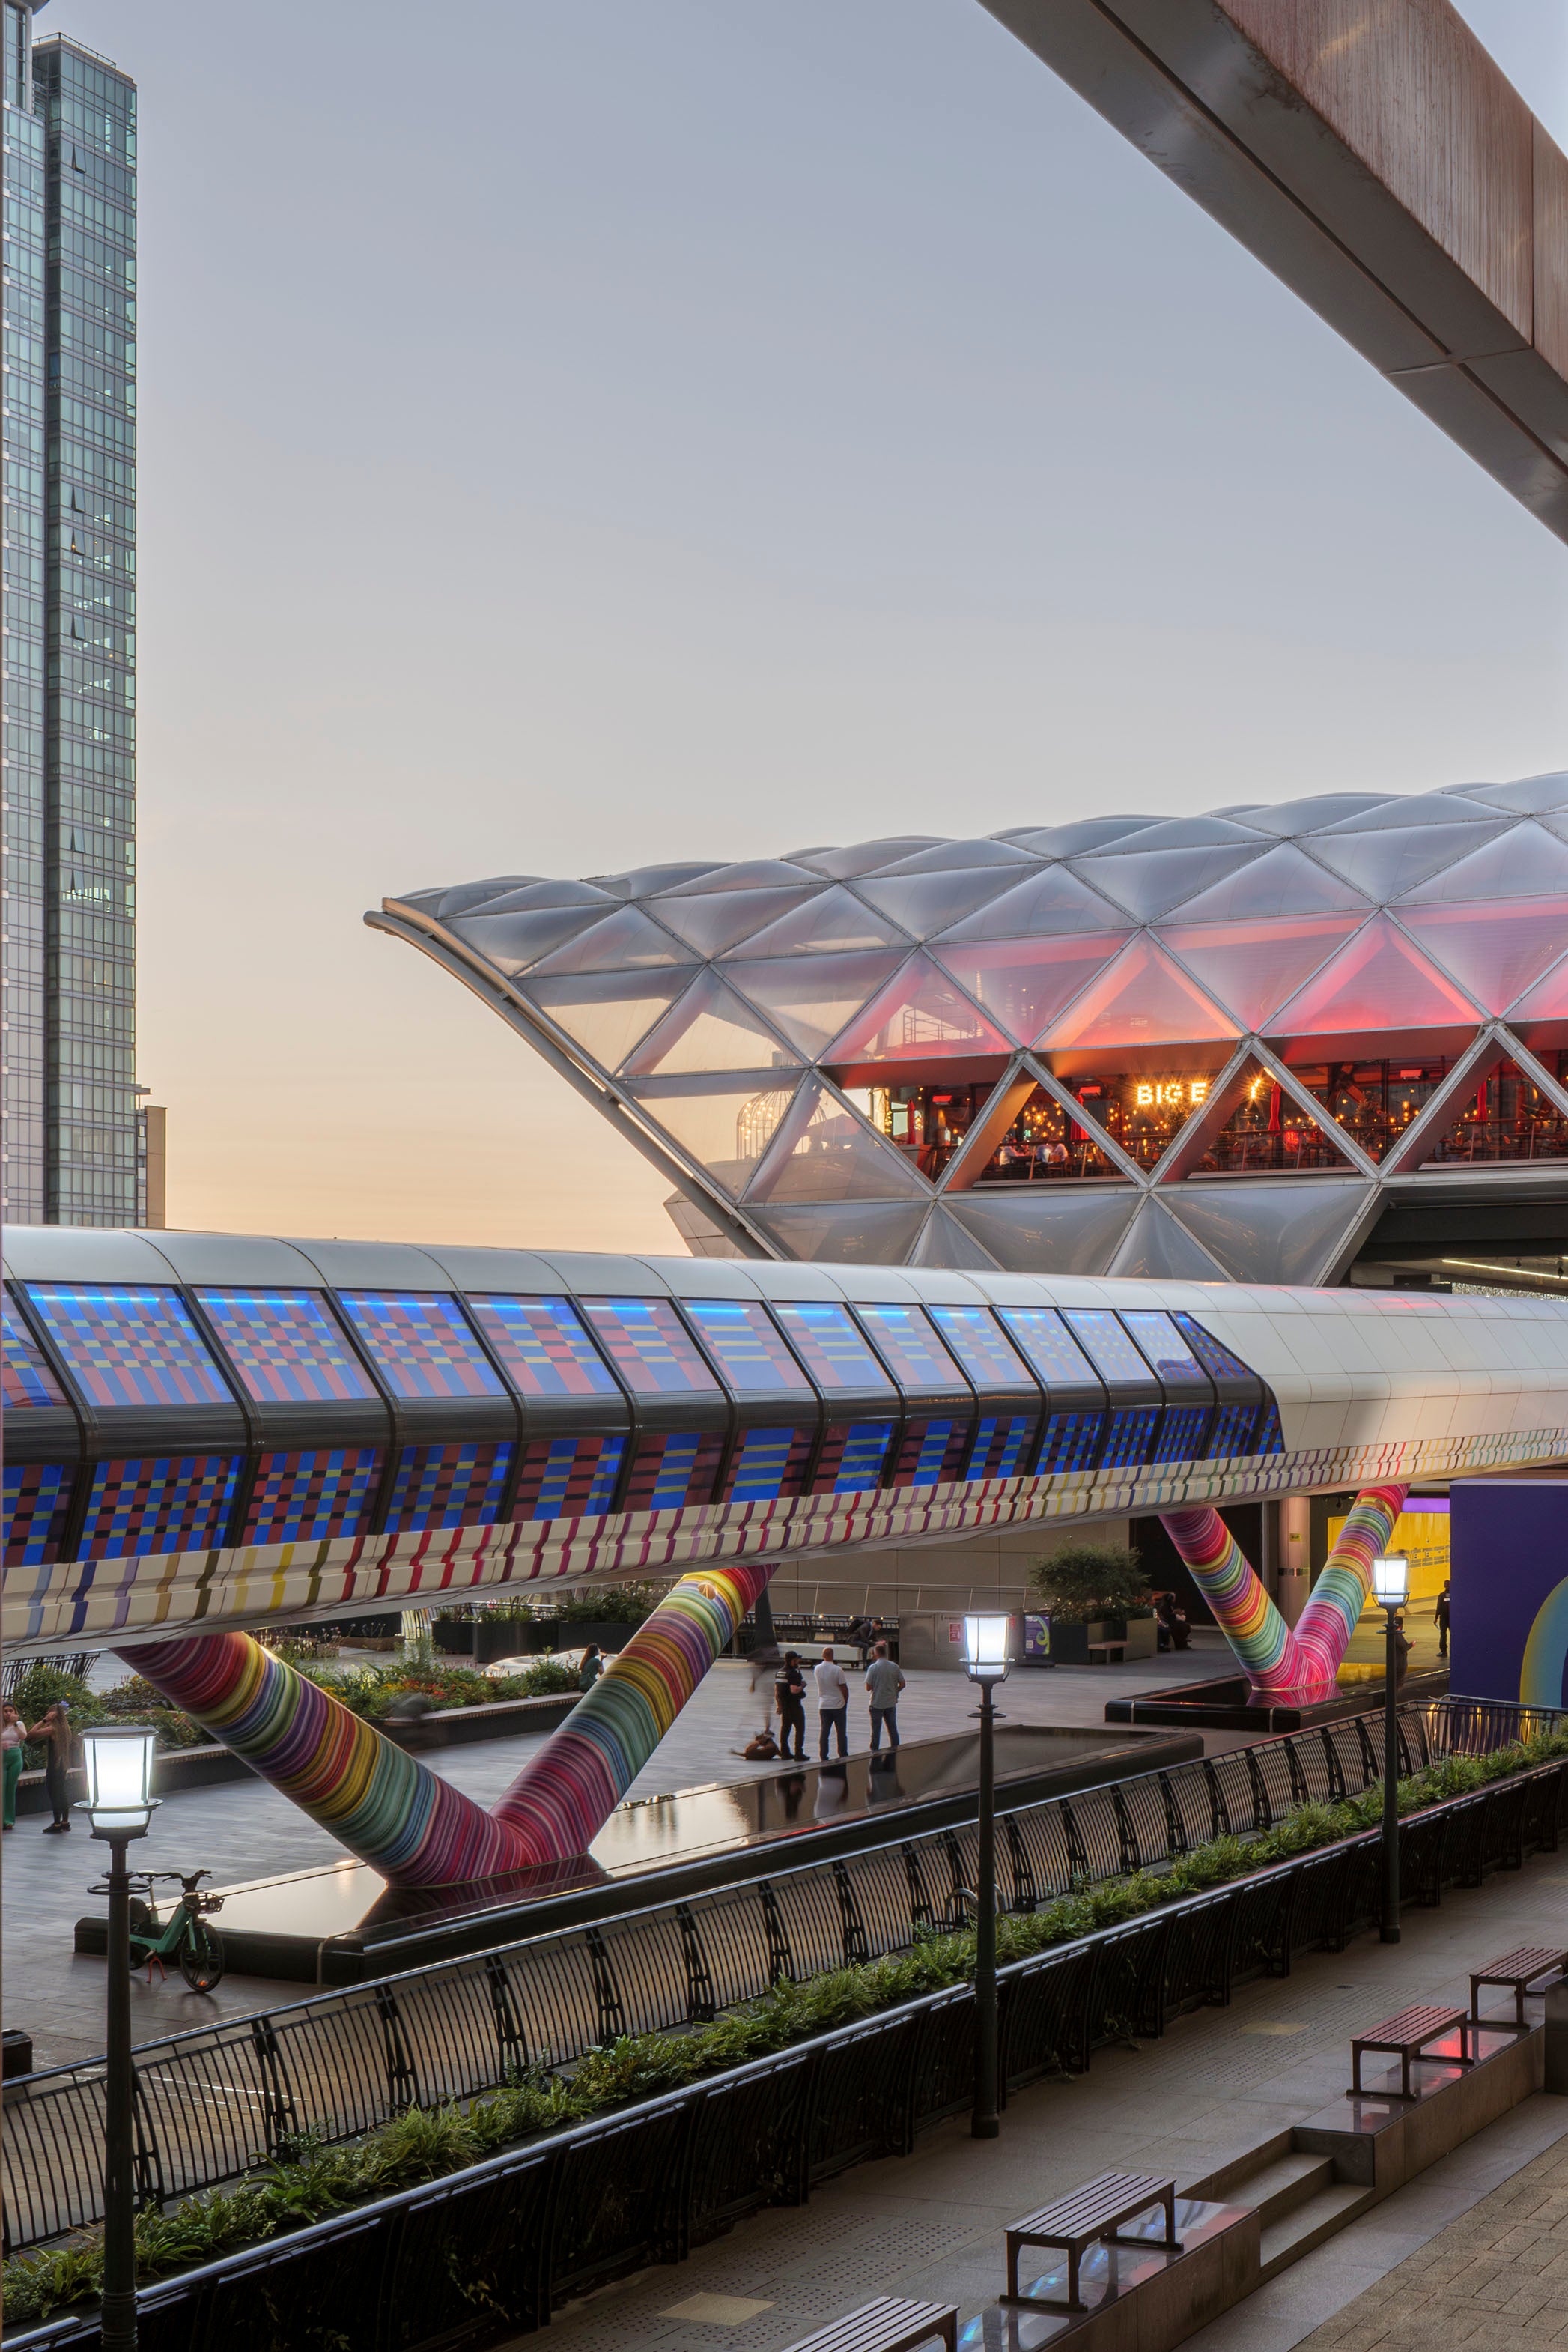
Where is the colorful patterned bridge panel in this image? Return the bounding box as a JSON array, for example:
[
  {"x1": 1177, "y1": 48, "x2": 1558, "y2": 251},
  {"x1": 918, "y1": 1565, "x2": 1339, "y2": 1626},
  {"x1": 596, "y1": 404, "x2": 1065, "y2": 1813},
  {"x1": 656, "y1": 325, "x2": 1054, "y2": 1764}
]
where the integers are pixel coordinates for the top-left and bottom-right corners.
[
  {"x1": 124, "y1": 1559, "x2": 775, "y2": 1885},
  {"x1": 1160, "y1": 1482, "x2": 1408, "y2": 1692}
]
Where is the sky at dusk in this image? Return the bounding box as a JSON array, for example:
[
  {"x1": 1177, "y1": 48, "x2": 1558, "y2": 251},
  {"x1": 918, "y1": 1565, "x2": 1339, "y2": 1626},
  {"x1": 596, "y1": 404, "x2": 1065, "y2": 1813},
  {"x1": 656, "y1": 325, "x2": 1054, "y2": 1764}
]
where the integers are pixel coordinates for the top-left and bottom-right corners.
[{"x1": 48, "y1": 0, "x2": 1568, "y2": 1252}]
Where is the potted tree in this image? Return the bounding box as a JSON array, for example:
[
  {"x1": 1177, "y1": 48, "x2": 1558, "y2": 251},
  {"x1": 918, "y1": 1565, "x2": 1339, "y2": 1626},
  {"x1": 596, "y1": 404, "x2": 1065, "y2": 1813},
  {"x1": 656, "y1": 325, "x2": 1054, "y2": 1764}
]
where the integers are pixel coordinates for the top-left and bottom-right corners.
[{"x1": 1030, "y1": 1545, "x2": 1156, "y2": 1664}]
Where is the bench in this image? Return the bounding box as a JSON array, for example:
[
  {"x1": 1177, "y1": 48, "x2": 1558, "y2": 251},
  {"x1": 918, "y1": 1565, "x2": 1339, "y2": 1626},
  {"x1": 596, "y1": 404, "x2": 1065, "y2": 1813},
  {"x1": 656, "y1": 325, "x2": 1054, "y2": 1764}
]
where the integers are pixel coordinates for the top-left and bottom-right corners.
[
  {"x1": 1087, "y1": 1640, "x2": 1126, "y2": 1664},
  {"x1": 1470, "y1": 1943, "x2": 1568, "y2": 2031},
  {"x1": 1349, "y1": 2003, "x2": 1471, "y2": 2100},
  {"x1": 778, "y1": 2296, "x2": 959, "y2": 2352},
  {"x1": 1004, "y1": 2169, "x2": 1181, "y2": 2312}
]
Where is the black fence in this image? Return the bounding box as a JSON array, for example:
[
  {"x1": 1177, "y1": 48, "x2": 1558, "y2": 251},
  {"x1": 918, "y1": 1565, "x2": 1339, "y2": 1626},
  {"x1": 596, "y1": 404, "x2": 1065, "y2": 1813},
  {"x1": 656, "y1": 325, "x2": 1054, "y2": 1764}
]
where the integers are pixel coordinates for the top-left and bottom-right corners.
[
  {"x1": 10, "y1": 1718, "x2": 1568, "y2": 2352},
  {"x1": 3, "y1": 1694, "x2": 1553, "y2": 2268}
]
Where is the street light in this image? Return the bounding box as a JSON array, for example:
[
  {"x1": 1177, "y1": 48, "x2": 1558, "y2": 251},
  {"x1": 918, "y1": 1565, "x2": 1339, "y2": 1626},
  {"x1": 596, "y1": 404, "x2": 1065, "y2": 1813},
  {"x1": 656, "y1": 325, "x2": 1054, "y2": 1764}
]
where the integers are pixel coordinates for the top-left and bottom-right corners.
[
  {"x1": 963, "y1": 1613, "x2": 1012, "y2": 2141},
  {"x1": 1371, "y1": 1554, "x2": 1409, "y2": 1945},
  {"x1": 77, "y1": 1725, "x2": 159, "y2": 2352}
]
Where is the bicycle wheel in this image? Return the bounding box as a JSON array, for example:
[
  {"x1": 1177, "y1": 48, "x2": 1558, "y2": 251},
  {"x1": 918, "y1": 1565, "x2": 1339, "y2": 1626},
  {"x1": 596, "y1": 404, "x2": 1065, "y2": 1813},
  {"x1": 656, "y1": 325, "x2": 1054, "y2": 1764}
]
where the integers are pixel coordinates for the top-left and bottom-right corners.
[{"x1": 179, "y1": 1919, "x2": 225, "y2": 1992}]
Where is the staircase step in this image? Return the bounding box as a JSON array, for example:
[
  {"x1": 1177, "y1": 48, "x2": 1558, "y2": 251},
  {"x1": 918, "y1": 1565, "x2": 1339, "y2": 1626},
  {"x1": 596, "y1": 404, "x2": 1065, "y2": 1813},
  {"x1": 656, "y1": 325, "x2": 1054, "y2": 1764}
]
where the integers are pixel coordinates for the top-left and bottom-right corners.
[
  {"x1": 1259, "y1": 2183, "x2": 1376, "y2": 2280},
  {"x1": 1228, "y1": 2150, "x2": 1335, "y2": 2226}
]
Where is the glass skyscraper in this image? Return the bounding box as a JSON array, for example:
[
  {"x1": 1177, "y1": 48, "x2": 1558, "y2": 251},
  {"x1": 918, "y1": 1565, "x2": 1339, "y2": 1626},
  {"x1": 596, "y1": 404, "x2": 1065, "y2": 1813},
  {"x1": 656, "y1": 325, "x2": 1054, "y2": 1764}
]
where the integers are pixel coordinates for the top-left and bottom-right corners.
[{"x1": 2, "y1": 4, "x2": 136, "y2": 1226}]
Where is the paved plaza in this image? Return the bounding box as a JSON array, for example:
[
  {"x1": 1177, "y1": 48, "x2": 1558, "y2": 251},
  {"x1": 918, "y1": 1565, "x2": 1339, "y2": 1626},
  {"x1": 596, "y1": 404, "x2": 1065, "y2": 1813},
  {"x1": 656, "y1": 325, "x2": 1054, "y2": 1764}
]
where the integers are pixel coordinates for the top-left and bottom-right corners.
[
  {"x1": 505, "y1": 1775, "x2": 1566, "y2": 2352},
  {"x1": 1, "y1": 1635, "x2": 1241, "y2": 2069}
]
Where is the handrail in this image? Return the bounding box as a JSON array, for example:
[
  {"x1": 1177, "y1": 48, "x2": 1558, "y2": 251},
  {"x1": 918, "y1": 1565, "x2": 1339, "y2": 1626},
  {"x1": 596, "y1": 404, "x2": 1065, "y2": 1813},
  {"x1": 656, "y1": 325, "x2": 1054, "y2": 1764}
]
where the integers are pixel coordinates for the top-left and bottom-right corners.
[
  {"x1": 7, "y1": 1732, "x2": 1566, "y2": 2348},
  {"x1": 1, "y1": 1694, "x2": 1555, "y2": 2257}
]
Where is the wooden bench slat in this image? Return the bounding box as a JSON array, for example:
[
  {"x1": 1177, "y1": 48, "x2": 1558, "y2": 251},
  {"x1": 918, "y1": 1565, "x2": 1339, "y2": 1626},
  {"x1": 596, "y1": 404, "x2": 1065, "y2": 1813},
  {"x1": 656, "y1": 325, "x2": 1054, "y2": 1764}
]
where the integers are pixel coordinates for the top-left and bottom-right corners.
[{"x1": 779, "y1": 2294, "x2": 959, "y2": 2352}]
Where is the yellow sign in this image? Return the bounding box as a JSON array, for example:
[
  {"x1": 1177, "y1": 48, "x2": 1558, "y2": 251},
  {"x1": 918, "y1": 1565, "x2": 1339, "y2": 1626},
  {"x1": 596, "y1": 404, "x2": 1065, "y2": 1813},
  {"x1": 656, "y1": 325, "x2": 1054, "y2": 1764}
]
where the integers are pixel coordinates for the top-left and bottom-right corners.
[
  {"x1": 1327, "y1": 1509, "x2": 1450, "y2": 1616},
  {"x1": 1133, "y1": 1079, "x2": 1209, "y2": 1109}
]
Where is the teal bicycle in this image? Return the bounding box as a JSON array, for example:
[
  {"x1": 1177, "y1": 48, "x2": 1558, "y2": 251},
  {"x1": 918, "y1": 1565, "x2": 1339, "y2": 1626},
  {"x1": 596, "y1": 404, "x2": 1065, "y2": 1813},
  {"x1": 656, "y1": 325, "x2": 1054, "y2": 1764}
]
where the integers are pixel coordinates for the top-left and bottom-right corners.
[{"x1": 125, "y1": 1869, "x2": 226, "y2": 1992}]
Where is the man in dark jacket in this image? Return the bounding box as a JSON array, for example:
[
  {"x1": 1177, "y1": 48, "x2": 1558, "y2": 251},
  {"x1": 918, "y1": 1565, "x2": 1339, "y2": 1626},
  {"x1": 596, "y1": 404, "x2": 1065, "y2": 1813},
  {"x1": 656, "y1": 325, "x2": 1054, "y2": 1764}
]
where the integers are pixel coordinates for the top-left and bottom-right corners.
[{"x1": 774, "y1": 1652, "x2": 807, "y2": 1762}]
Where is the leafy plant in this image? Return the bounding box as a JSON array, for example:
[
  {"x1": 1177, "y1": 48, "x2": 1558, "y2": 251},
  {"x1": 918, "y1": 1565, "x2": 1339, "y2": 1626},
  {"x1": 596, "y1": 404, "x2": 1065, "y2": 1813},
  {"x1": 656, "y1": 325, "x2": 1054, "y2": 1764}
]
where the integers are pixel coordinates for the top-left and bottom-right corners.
[
  {"x1": 10, "y1": 1721, "x2": 1568, "y2": 2326},
  {"x1": 1031, "y1": 1544, "x2": 1152, "y2": 1625}
]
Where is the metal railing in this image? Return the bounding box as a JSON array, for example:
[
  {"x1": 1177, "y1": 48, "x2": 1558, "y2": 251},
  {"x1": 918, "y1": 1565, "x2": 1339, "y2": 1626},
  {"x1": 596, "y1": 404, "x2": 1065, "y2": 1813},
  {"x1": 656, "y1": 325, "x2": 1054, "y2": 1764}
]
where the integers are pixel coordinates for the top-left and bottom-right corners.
[{"x1": 3, "y1": 1695, "x2": 1557, "y2": 2261}]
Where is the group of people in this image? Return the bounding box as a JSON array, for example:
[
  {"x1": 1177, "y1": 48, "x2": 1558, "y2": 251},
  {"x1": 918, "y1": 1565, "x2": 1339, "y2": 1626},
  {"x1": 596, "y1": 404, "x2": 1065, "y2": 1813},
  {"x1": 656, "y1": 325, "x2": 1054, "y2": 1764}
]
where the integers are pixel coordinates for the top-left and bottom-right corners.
[
  {"x1": 771, "y1": 1642, "x2": 906, "y2": 1762},
  {"x1": 1, "y1": 1698, "x2": 76, "y2": 1834}
]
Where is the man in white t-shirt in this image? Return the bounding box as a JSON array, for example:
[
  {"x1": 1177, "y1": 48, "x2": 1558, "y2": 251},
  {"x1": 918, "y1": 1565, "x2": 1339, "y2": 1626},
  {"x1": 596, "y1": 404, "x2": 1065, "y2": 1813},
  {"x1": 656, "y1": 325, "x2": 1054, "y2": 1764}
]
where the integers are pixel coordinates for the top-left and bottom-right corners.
[{"x1": 815, "y1": 1646, "x2": 850, "y2": 1760}]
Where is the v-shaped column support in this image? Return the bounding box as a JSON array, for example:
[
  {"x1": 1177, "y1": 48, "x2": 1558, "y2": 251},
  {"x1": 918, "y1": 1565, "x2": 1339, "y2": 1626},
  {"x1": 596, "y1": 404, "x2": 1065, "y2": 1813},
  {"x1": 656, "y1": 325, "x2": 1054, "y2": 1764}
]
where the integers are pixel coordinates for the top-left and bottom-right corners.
[
  {"x1": 1161, "y1": 1485, "x2": 1406, "y2": 1693},
  {"x1": 124, "y1": 1559, "x2": 776, "y2": 1888}
]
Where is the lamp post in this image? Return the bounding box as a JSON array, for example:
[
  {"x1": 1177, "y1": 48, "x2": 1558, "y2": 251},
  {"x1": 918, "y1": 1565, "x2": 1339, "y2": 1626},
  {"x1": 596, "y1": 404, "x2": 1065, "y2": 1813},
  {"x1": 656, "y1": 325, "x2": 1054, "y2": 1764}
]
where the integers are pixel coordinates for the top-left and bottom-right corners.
[
  {"x1": 963, "y1": 1612, "x2": 1012, "y2": 2141},
  {"x1": 77, "y1": 1724, "x2": 159, "y2": 2352},
  {"x1": 1371, "y1": 1554, "x2": 1409, "y2": 1945}
]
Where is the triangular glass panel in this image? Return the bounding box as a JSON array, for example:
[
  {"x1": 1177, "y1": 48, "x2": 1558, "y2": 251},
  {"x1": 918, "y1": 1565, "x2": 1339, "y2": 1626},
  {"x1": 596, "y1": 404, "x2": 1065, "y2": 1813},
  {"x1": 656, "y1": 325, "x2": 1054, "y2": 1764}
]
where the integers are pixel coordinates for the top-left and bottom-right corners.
[
  {"x1": 1067, "y1": 844, "x2": 1268, "y2": 921},
  {"x1": 1458, "y1": 770, "x2": 1568, "y2": 816},
  {"x1": 744, "y1": 1076, "x2": 928, "y2": 1204},
  {"x1": 824, "y1": 954, "x2": 1014, "y2": 1073},
  {"x1": 650, "y1": 886, "x2": 822, "y2": 958},
  {"x1": 958, "y1": 1077, "x2": 1124, "y2": 1185},
  {"x1": 1164, "y1": 1179, "x2": 1372, "y2": 1285},
  {"x1": 1094, "y1": 815, "x2": 1265, "y2": 849},
  {"x1": 627, "y1": 1074, "x2": 798, "y2": 1198},
  {"x1": 1162, "y1": 841, "x2": 1371, "y2": 922},
  {"x1": 1396, "y1": 899, "x2": 1568, "y2": 1015},
  {"x1": 747, "y1": 1201, "x2": 929, "y2": 1264},
  {"x1": 721, "y1": 885, "x2": 909, "y2": 959},
  {"x1": 586, "y1": 861, "x2": 720, "y2": 896},
  {"x1": 655, "y1": 858, "x2": 819, "y2": 894},
  {"x1": 1006, "y1": 816, "x2": 1158, "y2": 856},
  {"x1": 623, "y1": 972, "x2": 802, "y2": 1077},
  {"x1": 910, "y1": 1207, "x2": 1000, "y2": 1270},
  {"x1": 448, "y1": 905, "x2": 610, "y2": 974},
  {"x1": 932, "y1": 930, "x2": 1128, "y2": 1046},
  {"x1": 873, "y1": 837, "x2": 1039, "y2": 874},
  {"x1": 401, "y1": 876, "x2": 553, "y2": 921},
  {"x1": 934, "y1": 866, "x2": 1128, "y2": 942},
  {"x1": 1302, "y1": 821, "x2": 1508, "y2": 900},
  {"x1": 1243, "y1": 792, "x2": 1396, "y2": 837},
  {"x1": 1314, "y1": 791, "x2": 1512, "y2": 832},
  {"x1": 527, "y1": 904, "x2": 687, "y2": 974},
  {"x1": 1107, "y1": 1201, "x2": 1227, "y2": 1281},
  {"x1": 522, "y1": 969, "x2": 697, "y2": 1072},
  {"x1": 1038, "y1": 937, "x2": 1239, "y2": 1055},
  {"x1": 432, "y1": 877, "x2": 613, "y2": 920},
  {"x1": 1501, "y1": 952, "x2": 1568, "y2": 1039},
  {"x1": 1414, "y1": 1053, "x2": 1568, "y2": 1169},
  {"x1": 856, "y1": 869, "x2": 1030, "y2": 936},
  {"x1": 946, "y1": 1188, "x2": 1138, "y2": 1275},
  {"x1": 795, "y1": 838, "x2": 944, "y2": 879},
  {"x1": 1283, "y1": 1051, "x2": 1464, "y2": 1163},
  {"x1": 723, "y1": 951, "x2": 909, "y2": 1058},
  {"x1": 1268, "y1": 914, "x2": 1481, "y2": 1041},
  {"x1": 1157, "y1": 912, "x2": 1364, "y2": 1030},
  {"x1": 1395, "y1": 822, "x2": 1568, "y2": 905},
  {"x1": 1188, "y1": 1055, "x2": 1358, "y2": 1176}
]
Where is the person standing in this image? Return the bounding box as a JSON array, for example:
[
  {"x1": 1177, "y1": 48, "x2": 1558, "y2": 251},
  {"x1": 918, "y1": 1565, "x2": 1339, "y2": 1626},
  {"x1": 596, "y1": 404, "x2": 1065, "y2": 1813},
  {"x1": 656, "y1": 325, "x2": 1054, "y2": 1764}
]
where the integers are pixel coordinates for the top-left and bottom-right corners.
[
  {"x1": 1, "y1": 1703, "x2": 24, "y2": 1831},
  {"x1": 1434, "y1": 1582, "x2": 1450, "y2": 1660},
  {"x1": 815, "y1": 1646, "x2": 849, "y2": 1760},
  {"x1": 774, "y1": 1651, "x2": 807, "y2": 1763},
  {"x1": 1392, "y1": 1612, "x2": 1411, "y2": 1686},
  {"x1": 864, "y1": 1641, "x2": 905, "y2": 1753},
  {"x1": 28, "y1": 1700, "x2": 74, "y2": 1833}
]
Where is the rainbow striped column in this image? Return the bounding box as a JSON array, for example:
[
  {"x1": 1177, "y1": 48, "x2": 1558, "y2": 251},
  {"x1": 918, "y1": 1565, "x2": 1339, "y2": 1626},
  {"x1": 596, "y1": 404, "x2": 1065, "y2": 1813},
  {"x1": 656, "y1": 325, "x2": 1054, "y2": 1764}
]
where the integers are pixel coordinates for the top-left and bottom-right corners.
[
  {"x1": 1159, "y1": 1507, "x2": 1298, "y2": 1691},
  {"x1": 128, "y1": 1632, "x2": 537, "y2": 1885},
  {"x1": 491, "y1": 1560, "x2": 774, "y2": 1864},
  {"x1": 1293, "y1": 1484, "x2": 1407, "y2": 1684},
  {"x1": 124, "y1": 1561, "x2": 777, "y2": 1885}
]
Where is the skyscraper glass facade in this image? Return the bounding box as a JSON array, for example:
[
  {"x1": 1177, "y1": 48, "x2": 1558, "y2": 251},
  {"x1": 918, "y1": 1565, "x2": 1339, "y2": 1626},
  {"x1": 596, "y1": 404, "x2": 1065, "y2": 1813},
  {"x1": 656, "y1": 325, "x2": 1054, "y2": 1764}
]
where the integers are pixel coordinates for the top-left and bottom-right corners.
[{"x1": 1, "y1": 9, "x2": 136, "y2": 1227}]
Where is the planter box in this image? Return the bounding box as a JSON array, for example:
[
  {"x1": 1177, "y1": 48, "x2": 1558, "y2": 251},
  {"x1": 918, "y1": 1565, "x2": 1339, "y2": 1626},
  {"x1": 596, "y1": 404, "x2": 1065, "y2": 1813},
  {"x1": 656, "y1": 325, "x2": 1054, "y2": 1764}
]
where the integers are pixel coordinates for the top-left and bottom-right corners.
[{"x1": 434, "y1": 1617, "x2": 642, "y2": 1664}]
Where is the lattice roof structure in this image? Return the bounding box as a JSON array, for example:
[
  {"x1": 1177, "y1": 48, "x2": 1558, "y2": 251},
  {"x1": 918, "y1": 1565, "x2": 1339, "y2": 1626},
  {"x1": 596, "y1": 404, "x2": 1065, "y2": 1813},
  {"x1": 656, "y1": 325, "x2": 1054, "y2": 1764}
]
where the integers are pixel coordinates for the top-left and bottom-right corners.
[{"x1": 371, "y1": 772, "x2": 1568, "y2": 1282}]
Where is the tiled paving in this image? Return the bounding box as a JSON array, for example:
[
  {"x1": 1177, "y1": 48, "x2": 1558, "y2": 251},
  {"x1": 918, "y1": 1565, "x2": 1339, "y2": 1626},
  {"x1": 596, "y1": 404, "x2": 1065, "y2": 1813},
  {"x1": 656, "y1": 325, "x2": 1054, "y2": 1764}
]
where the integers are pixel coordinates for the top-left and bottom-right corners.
[{"x1": 509, "y1": 1834, "x2": 1568, "y2": 2352}]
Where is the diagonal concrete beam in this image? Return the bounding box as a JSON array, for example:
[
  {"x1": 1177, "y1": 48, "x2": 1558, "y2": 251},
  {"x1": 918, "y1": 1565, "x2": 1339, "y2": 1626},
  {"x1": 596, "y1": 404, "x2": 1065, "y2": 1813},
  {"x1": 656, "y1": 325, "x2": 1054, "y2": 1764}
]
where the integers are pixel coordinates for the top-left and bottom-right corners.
[{"x1": 981, "y1": 0, "x2": 1568, "y2": 539}]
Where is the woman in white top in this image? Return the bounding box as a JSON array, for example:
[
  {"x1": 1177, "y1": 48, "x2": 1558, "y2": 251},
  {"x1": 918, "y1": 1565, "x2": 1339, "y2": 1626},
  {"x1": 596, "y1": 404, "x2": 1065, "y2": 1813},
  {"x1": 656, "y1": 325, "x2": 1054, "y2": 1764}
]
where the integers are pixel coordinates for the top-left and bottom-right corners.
[{"x1": 1, "y1": 1703, "x2": 26, "y2": 1831}]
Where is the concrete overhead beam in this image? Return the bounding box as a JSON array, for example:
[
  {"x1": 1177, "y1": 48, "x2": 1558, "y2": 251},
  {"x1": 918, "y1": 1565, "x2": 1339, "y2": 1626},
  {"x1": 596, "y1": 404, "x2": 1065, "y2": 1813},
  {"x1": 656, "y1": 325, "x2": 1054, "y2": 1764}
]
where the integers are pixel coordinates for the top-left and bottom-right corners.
[{"x1": 981, "y1": 0, "x2": 1568, "y2": 539}]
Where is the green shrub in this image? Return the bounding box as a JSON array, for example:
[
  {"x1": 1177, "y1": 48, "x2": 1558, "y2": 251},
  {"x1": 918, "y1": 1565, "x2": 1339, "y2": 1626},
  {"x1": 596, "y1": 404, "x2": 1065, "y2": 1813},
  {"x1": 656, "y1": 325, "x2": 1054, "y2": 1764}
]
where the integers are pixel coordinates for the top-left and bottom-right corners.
[
  {"x1": 10, "y1": 1721, "x2": 1568, "y2": 2325},
  {"x1": 1032, "y1": 1544, "x2": 1151, "y2": 1625}
]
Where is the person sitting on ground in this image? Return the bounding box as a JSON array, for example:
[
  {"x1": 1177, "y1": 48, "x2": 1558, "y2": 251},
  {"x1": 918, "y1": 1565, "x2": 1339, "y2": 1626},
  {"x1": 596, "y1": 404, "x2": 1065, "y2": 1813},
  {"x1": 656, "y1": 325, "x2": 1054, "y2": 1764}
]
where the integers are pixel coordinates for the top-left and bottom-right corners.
[
  {"x1": 774, "y1": 1649, "x2": 807, "y2": 1763},
  {"x1": 815, "y1": 1646, "x2": 850, "y2": 1760},
  {"x1": 864, "y1": 1640, "x2": 906, "y2": 1754}
]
